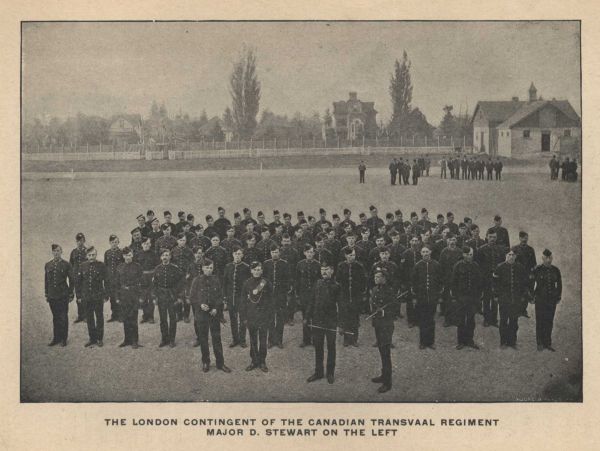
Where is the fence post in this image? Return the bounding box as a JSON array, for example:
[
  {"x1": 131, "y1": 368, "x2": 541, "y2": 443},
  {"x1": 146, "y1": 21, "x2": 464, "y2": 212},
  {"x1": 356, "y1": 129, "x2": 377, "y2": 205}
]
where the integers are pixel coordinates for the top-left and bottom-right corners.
[
  {"x1": 375, "y1": 135, "x2": 378, "y2": 147},
  {"x1": 300, "y1": 136, "x2": 303, "y2": 149},
  {"x1": 274, "y1": 137, "x2": 277, "y2": 151},
  {"x1": 437, "y1": 136, "x2": 440, "y2": 148},
  {"x1": 362, "y1": 135, "x2": 365, "y2": 148},
  {"x1": 451, "y1": 136, "x2": 453, "y2": 148},
  {"x1": 400, "y1": 136, "x2": 402, "y2": 147},
  {"x1": 425, "y1": 136, "x2": 427, "y2": 146},
  {"x1": 463, "y1": 136, "x2": 466, "y2": 149},
  {"x1": 214, "y1": 138, "x2": 216, "y2": 151}
]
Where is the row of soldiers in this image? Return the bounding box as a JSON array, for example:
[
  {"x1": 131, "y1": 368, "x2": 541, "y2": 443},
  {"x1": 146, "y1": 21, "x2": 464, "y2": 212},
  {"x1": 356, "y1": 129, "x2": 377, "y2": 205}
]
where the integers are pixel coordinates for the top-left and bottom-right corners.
[
  {"x1": 439, "y1": 156, "x2": 504, "y2": 180},
  {"x1": 549, "y1": 155, "x2": 579, "y2": 182},
  {"x1": 387, "y1": 157, "x2": 432, "y2": 186},
  {"x1": 45, "y1": 206, "x2": 562, "y2": 393}
]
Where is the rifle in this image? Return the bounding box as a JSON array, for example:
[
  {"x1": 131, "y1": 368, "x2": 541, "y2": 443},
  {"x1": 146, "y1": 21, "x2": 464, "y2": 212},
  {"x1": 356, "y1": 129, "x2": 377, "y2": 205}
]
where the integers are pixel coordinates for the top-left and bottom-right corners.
[
  {"x1": 366, "y1": 290, "x2": 410, "y2": 320},
  {"x1": 307, "y1": 323, "x2": 355, "y2": 335}
]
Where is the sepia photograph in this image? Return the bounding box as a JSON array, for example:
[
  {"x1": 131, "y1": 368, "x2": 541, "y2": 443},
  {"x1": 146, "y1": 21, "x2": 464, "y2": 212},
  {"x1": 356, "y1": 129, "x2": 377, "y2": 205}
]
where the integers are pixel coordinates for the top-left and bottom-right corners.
[{"x1": 21, "y1": 20, "x2": 582, "y2": 402}]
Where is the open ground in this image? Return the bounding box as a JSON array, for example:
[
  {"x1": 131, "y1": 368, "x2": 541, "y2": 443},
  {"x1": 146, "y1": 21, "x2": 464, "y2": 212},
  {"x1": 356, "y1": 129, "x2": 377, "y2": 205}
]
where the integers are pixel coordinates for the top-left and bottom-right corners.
[{"x1": 21, "y1": 166, "x2": 581, "y2": 402}]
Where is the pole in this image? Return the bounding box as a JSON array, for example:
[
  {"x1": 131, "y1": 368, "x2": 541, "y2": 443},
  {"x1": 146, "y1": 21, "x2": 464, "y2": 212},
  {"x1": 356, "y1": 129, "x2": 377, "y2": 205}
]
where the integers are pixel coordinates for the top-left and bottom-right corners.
[{"x1": 438, "y1": 136, "x2": 440, "y2": 148}]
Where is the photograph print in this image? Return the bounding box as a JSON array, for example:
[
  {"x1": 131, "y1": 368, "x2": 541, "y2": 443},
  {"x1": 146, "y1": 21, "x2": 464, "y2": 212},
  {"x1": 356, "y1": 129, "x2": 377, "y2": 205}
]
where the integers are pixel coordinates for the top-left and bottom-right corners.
[{"x1": 21, "y1": 20, "x2": 581, "y2": 402}]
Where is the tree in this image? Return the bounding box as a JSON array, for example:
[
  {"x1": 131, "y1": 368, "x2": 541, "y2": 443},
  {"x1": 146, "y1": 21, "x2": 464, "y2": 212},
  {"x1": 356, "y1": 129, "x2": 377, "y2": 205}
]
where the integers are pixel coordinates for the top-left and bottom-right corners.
[
  {"x1": 388, "y1": 50, "x2": 413, "y2": 137},
  {"x1": 439, "y1": 105, "x2": 457, "y2": 138},
  {"x1": 323, "y1": 109, "x2": 333, "y2": 128},
  {"x1": 229, "y1": 46, "x2": 261, "y2": 139}
]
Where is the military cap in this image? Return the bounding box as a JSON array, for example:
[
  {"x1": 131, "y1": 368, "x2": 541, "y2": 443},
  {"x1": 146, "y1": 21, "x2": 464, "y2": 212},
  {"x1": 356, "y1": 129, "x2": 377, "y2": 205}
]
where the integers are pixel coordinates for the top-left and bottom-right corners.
[
  {"x1": 218, "y1": 206, "x2": 225, "y2": 212},
  {"x1": 161, "y1": 223, "x2": 172, "y2": 231},
  {"x1": 227, "y1": 225, "x2": 235, "y2": 231},
  {"x1": 163, "y1": 210, "x2": 172, "y2": 217},
  {"x1": 447, "y1": 211, "x2": 454, "y2": 217},
  {"x1": 373, "y1": 267, "x2": 388, "y2": 277},
  {"x1": 146, "y1": 210, "x2": 154, "y2": 216},
  {"x1": 187, "y1": 214, "x2": 194, "y2": 220},
  {"x1": 388, "y1": 230, "x2": 399, "y2": 237},
  {"x1": 109, "y1": 234, "x2": 118, "y2": 242},
  {"x1": 319, "y1": 208, "x2": 326, "y2": 214},
  {"x1": 283, "y1": 212, "x2": 291, "y2": 219},
  {"x1": 394, "y1": 209, "x2": 402, "y2": 216},
  {"x1": 250, "y1": 261, "x2": 262, "y2": 269},
  {"x1": 178, "y1": 211, "x2": 185, "y2": 217},
  {"x1": 205, "y1": 215, "x2": 213, "y2": 221},
  {"x1": 136, "y1": 214, "x2": 145, "y2": 220},
  {"x1": 260, "y1": 225, "x2": 270, "y2": 233},
  {"x1": 122, "y1": 246, "x2": 133, "y2": 255},
  {"x1": 281, "y1": 233, "x2": 291, "y2": 239},
  {"x1": 332, "y1": 214, "x2": 340, "y2": 219},
  {"x1": 459, "y1": 223, "x2": 466, "y2": 229},
  {"x1": 159, "y1": 248, "x2": 171, "y2": 256},
  {"x1": 86, "y1": 246, "x2": 96, "y2": 254},
  {"x1": 343, "y1": 208, "x2": 351, "y2": 215},
  {"x1": 344, "y1": 232, "x2": 356, "y2": 239},
  {"x1": 234, "y1": 212, "x2": 241, "y2": 218},
  {"x1": 494, "y1": 215, "x2": 502, "y2": 221},
  {"x1": 542, "y1": 249, "x2": 552, "y2": 257},
  {"x1": 273, "y1": 209, "x2": 280, "y2": 215},
  {"x1": 344, "y1": 247, "x2": 355, "y2": 255},
  {"x1": 421, "y1": 208, "x2": 428, "y2": 213},
  {"x1": 192, "y1": 246, "x2": 204, "y2": 254},
  {"x1": 244, "y1": 233, "x2": 256, "y2": 242},
  {"x1": 360, "y1": 227, "x2": 369, "y2": 234},
  {"x1": 75, "y1": 232, "x2": 85, "y2": 240},
  {"x1": 359, "y1": 213, "x2": 366, "y2": 218},
  {"x1": 386, "y1": 212, "x2": 394, "y2": 219},
  {"x1": 130, "y1": 227, "x2": 141, "y2": 235},
  {"x1": 51, "y1": 244, "x2": 61, "y2": 251},
  {"x1": 437, "y1": 214, "x2": 444, "y2": 220},
  {"x1": 464, "y1": 217, "x2": 472, "y2": 223},
  {"x1": 315, "y1": 233, "x2": 327, "y2": 242},
  {"x1": 151, "y1": 217, "x2": 159, "y2": 224},
  {"x1": 410, "y1": 212, "x2": 418, "y2": 218},
  {"x1": 519, "y1": 231, "x2": 528, "y2": 238},
  {"x1": 378, "y1": 247, "x2": 390, "y2": 254},
  {"x1": 320, "y1": 261, "x2": 332, "y2": 269},
  {"x1": 298, "y1": 219, "x2": 307, "y2": 225},
  {"x1": 270, "y1": 243, "x2": 279, "y2": 251},
  {"x1": 243, "y1": 208, "x2": 250, "y2": 214},
  {"x1": 177, "y1": 232, "x2": 186, "y2": 239},
  {"x1": 369, "y1": 205, "x2": 376, "y2": 211},
  {"x1": 231, "y1": 245, "x2": 243, "y2": 253},
  {"x1": 297, "y1": 211, "x2": 304, "y2": 217},
  {"x1": 462, "y1": 246, "x2": 472, "y2": 254},
  {"x1": 471, "y1": 223, "x2": 479, "y2": 230},
  {"x1": 203, "y1": 258, "x2": 214, "y2": 266},
  {"x1": 142, "y1": 236, "x2": 152, "y2": 243},
  {"x1": 303, "y1": 243, "x2": 314, "y2": 252},
  {"x1": 257, "y1": 211, "x2": 265, "y2": 217},
  {"x1": 307, "y1": 215, "x2": 315, "y2": 221}
]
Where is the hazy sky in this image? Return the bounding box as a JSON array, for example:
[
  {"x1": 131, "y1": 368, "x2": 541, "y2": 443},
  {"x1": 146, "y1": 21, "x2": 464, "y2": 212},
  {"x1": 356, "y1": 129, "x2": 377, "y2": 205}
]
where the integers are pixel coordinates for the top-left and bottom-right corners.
[{"x1": 22, "y1": 21, "x2": 580, "y2": 124}]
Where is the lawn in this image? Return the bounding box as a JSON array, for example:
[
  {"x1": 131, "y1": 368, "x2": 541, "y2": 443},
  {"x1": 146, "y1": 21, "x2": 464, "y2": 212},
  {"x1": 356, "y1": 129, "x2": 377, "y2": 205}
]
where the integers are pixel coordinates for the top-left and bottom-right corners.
[{"x1": 20, "y1": 167, "x2": 581, "y2": 402}]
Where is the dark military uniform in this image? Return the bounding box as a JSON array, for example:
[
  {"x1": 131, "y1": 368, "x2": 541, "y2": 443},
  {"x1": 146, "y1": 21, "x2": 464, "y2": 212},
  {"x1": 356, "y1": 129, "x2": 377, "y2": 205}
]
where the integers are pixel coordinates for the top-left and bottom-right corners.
[
  {"x1": 387, "y1": 242, "x2": 407, "y2": 269},
  {"x1": 476, "y1": 242, "x2": 506, "y2": 325},
  {"x1": 185, "y1": 259, "x2": 208, "y2": 338},
  {"x1": 189, "y1": 273, "x2": 225, "y2": 367},
  {"x1": 451, "y1": 260, "x2": 483, "y2": 346},
  {"x1": 152, "y1": 263, "x2": 185, "y2": 345},
  {"x1": 532, "y1": 264, "x2": 562, "y2": 348},
  {"x1": 69, "y1": 245, "x2": 88, "y2": 321},
  {"x1": 256, "y1": 237, "x2": 277, "y2": 262},
  {"x1": 241, "y1": 277, "x2": 273, "y2": 367},
  {"x1": 494, "y1": 160, "x2": 503, "y2": 180},
  {"x1": 171, "y1": 245, "x2": 195, "y2": 321},
  {"x1": 368, "y1": 245, "x2": 387, "y2": 269},
  {"x1": 205, "y1": 245, "x2": 229, "y2": 280},
  {"x1": 439, "y1": 247, "x2": 463, "y2": 324},
  {"x1": 280, "y1": 245, "x2": 300, "y2": 322},
  {"x1": 189, "y1": 234, "x2": 211, "y2": 252},
  {"x1": 401, "y1": 247, "x2": 422, "y2": 327},
  {"x1": 486, "y1": 225, "x2": 510, "y2": 250},
  {"x1": 512, "y1": 242, "x2": 537, "y2": 315},
  {"x1": 104, "y1": 247, "x2": 124, "y2": 321},
  {"x1": 411, "y1": 259, "x2": 443, "y2": 347},
  {"x1": 315, "y1": 247, "x2": 334, "y2": 267},
  {"x1": 296, "y1": 258, "x2": 322, "y2": 345},
  {"x1": 115, "y1": 261, "x2": 143, "y2": 345},
  {"x1": 134, "y1": 249, "x2": 158, "y2": 322},
  {"x1": 223, "y1": 260, "x2": 251, "y2": 345},
  {"x1": 214, "y1": 217, "x2": 232, "y2": 241},
  {"x1": 370, "y1": 281, "x2": 397, "y2": 387},
  {"x1": 324, "y1": 237, "x2": 342, "y2": 268},
  {"x1": 76, "y1": 260, "x2": 108, "y2": 344},
  {"x1": 221, "y1": 237, "x2": 243, "y2": 259},
  {"x1": 494, "y1": 261, "x2": 528, "y2": 346},
  {"x1": 156, "y1": 235, "x2": 178, "y2": 253},
  {"x1": 336, "y1": 260, "x2": 366, "y2": 345},
  {"x1": 44, "y1": 258, "x2": 74, "y2": 344},
  {"x1": 242, "y1": 246, "x2": 261, "y2": 265},
  {"x1": 146, "y1": 229, "x2": 163, "y2": 254},
  {"x1": 307, "y1": 277, "x2": 340, "y2": 378},
  {"x1": 263, "y1": 258, "x2": 292, "y2": 346},
  {"x1": 466, "y1": 236, "x2": 486, "y2": 257},
  {"x1": 366, "y1": 216, "x2": 384, "y2": 239}
]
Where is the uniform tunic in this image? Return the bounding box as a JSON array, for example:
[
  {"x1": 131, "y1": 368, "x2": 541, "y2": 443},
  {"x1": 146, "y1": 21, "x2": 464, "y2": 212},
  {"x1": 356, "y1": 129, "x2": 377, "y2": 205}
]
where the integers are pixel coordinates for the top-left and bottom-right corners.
[
  {"x1": 223, "y1": 261, "x2": 251, "y2": 344},
  {"x1": 370, "y1": 282, "x2": 396, "y2": 386},
  {"x1": 76, "y1": 260, "x2": 108, "y2": 342},
  {"x1": 152, "y1": 263, "x2": 184, "y2": 343},
  {"x1": 307, "y1": 278, "x2": 340, "y2": 376},
  {"x1": 411, "y1": 259, "x2": 443, "y2": 346},
  {"x1": 493, "y1": 261, "x2": 528, "y2": 346},
  {"x1": 241, "y1": 277, "x2": 273, "y2": 365},
  {"x1": 44, "y1": 258, "x2": 74, "y2": 343},
  {"x1": 263, "y1": 258, "x2": 292, "y2": 346},
  {"x1": 532, "y1": 264, "x2": 562, "y2": 347},
  {"x1": 451, "y1": 260, "x2": 483, "y2": 345},
  {"x1": 336, "y1": 260, "x2": 366, "y2": 344},
  {"x1": 134, "y1": 250, "x2": 159, "y2": 320},
  {"x1": 115, "y1": 261, "x2": 143, "y2": 344}
]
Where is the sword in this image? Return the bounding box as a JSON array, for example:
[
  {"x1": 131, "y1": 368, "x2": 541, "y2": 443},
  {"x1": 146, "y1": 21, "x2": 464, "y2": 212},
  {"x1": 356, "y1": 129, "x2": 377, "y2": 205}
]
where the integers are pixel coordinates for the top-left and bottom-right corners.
[
  {"x1": 307, "y1": 324, "x2": 355, "y2": 335},
  {"x1": 366, "y1": 290, "x2": 410, "y2": 320}
]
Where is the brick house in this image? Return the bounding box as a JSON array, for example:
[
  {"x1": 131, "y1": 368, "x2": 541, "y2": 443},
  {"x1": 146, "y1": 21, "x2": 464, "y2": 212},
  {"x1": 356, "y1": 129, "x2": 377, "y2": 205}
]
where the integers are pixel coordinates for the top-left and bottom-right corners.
[
  {"x1": 332, "y1": 92, "x2": 378, "y2": 140},
  {"x1": 108, "y1": 114, "x2": 143, "y2": 144}
]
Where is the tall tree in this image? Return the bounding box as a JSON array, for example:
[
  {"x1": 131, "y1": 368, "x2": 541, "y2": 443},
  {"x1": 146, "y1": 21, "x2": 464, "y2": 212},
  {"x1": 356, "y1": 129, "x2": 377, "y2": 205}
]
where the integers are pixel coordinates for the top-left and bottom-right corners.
[
  {"x1": 229, "y1": 46, "x2": 261, "y2": 139},
  {"x1": 388, "y1": 50, "x2": 413, "y2": 137},
  {"x1": 439, "y1": 105, "x2": 458, "y2": 138}
]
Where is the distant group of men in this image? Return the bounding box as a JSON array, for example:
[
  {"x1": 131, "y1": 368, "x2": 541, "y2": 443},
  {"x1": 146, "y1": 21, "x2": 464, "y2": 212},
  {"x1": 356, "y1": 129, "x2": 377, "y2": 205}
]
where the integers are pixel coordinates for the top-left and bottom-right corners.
[
  {"x1": 45, "y1": 206, "x2": 562, "y2": 393},
  {"x1": 386, "y1": 156, "x2": 431, "y2": 186},
  {"x1": 549, "y1": 155, "x2": 579, "y2": 182},
  {"x1": 439, "y1": 156, "x2": 504, "y2": 180}
]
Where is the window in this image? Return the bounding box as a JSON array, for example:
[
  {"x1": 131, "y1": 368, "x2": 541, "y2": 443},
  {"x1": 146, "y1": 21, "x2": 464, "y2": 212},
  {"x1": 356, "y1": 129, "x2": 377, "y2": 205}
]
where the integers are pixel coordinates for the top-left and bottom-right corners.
[
  {"x1": 119, "y1": 119, "x2": 125, "y2": 128},
  {"x1": 523, "y1": 130, "x2": 530, "y2": 138},
  {"x1": 564, "y1": 129, "x2": 571, "y2": 137},
  {"x1": 507, "y1": 131, "x2": 510, "y2": 136},
  {"x1": 500, "y1": 132, "x2": 503, "y2": 137}
]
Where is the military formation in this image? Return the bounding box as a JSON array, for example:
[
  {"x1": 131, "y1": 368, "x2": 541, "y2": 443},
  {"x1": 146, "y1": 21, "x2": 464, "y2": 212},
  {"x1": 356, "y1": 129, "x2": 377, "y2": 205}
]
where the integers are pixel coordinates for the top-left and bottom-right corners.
[
  {"x1": 45, "y1": 206, "x2": 562, "y2": 394},
  {"x1": 439, "y1": 155, "x2": 504, "y2": 180},
  {"x1": 385, "y1": 156, "x2": 431, "y2": 186},
  {"x1": 549, "y1": 155, "x2": 579, "y2": 182}
]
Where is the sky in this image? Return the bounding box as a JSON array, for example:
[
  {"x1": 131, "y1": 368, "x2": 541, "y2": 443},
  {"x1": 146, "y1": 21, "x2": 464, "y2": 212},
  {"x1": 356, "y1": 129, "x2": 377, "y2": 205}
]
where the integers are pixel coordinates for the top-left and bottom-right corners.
[{"x1": 22, "y1": 21, "x2": 581, "y2": 125}]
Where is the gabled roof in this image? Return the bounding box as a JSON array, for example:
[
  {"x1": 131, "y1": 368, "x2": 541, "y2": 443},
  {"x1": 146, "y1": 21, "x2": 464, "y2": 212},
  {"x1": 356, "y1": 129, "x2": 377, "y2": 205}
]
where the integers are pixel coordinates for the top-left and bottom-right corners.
[
  {"x1": 472, "y1": 101, "x2": 525, "y2": 123},
  {"x1": 333, "y1": 100, "x2": 377, "y2": 115},
  {"x1": 497, "y1": 100, "x2": 581, "y2": 128},
  {"x1": 110, "y1": 113, "x2": 142, "y2": 126}
]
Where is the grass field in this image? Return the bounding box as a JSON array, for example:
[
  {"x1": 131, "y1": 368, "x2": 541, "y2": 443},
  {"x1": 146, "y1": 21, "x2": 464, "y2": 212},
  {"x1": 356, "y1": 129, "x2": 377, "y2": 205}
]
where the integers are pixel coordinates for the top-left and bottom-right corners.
[{"x1": 21, "y1": 167, "x2": 582, "y2": 402}]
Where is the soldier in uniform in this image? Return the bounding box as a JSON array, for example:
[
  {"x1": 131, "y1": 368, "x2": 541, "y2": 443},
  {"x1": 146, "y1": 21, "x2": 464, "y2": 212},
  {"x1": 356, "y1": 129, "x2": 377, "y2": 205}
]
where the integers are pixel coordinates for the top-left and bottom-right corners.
[
  {"x1": 369, "y1": 268, "x2": 397, "y2": 393},
  {"x1": 130, "y1": 228, "x2": 144, "y2": 256},
  {"x1": 152, "y1": 248, "x2": 185, "y2": 347},
  {"x1": 494, "y1": 158, "x2": 503, "y2": 180},
  {"x1": 401, "y1": 236, "x2": 422, "y2": 328},
  {"x1": 444, "y1": 212, "x2": 459, "y2": 236},
  {"x1": 439, "y1": 236, "x2": 463, "y2": 327},
  {"x1": 186, "y1": 246, "x2": 209, "y2": 344},
  {"x1": 76, "y1": 246, "x2": 108, "y2": 348},
  {"x1": 223, "y1": 247, "x2": 251, "y2": 348},
  {"x1": 189, "y1": 259, "x2": 231, "y2": 373},
  {"x1": 486, "y1": 158, "x2": 494, "y2": 180},
  {"x1": 295, "y1": 244, "x2": 322, "y2": 347},
  {"x1": 136, "y1": 214, "x2": 151, "y2": 238},
  {"x1": 171, "y1": 233, "x2": 195, "y2": 321},
  {"x1": 358, "y1": 160, "x2": 366, "y2": 183},
  {"x1": 204, "y1": 215, "x2": 218, "y2": 239},
  {"x1": 531, "y1": 249, "x2": 562, "y2": 351},
  {"x1": 306, "y1": 262, "x2": 340, "y2": 384},
  {"x1": 324, "y1": 228, "x2": 342, "y2": 268},
  {"x1": 512, "y1": 231, "x2": 537, "y2": 318},
  {"x1": 451, "y1": 247, "x2": 483, "y2": 349},
  {"x1": 263, "y1": 244, "x2": 292, "y2": 348},
  {"x1": 146, "y1": 218, "x2": 163, "y2": 255},
  {"x1": 440, "y1": 157, "x2": 447, "y2": 179},
  {"x1": 368, "y1": 237, "x2": 389, "y2": 274},
  {"x1": 69, "y1": 232, "x2": 88, "y2": 323},
  {"x1": 45, "y1": 244, "x2": 74, "y2": 346},
  {"x1": 389, "y1": 158, "x2": 398, "y2": 185},
  {"x1": 269, "y1": 210, "x2": 283, "y2": 235},
  {"x1": 214, "y1": 207, "x2": 232, "y2": 240},
  {"x1": 221, "y1": 225, "x2": 243, "y2": 258},
  {"x1": 314, "y1": 233, "x2": 334, "y2": 266},
  {"x1": 340, "y1": 208, "x2": 356, "y2": 231},
  {"x1": 280, "y1": 234, "x2": 299, "y2": 325},
  {"x1": 104, "y1": 235, "x2": 124, "y2": 323},
  {"x1": 156, "y1": 223, "x2": 178, "y2": 253},
  {"x1": 189, "y1": 224, "x2": 212, "y2": 251},
  {"x1": 241, "y1": 261, "x2": 273, "y2": 372},
  {"x1": 205, "y1": 235, "x2": 229, "y2": 281},
  {"x1": 477, "y1": 230, "x2": 505, "y2": 326},
  {"x1": 241, "y1": 207, "x2": 257, "y2": 228},
  {"x1": 134, "y1": 237, "x2": 158, "y2": 324},
  {"x1": 233, "y1": 212, "x2": 246, "y2": 239},
  {"x1": 411, "y1": 159, "x2": 420, "y2": 185},
  {"x1": 242, "y1": 234, "x2": 261, "y2": 265},
  {"x1": 367, "y1": 205, "x2": 384, "y2": 238},
  {"x1": 115, "y1": 247, "x2": 143, "y2": 348},
  {"x1": 494, "y1": 250, "x2": 529, "y2": 349},
  {"x1": 411, "y1": 246, "x2": 443, "y2": 349},
  {"x1": 466, "y1": 224, "x2": 486, "y2": 256},
  {"x1": 174, "y1": 211, "x2": 188, "y2": 235},
  {"x1": 145, "y1": 210, "x2": 156, "y2": 229},
  {"x1": 256, "y1": 225, "x2": 276, "y2": 262},
  {"x1": 336, "y1": 247, "x2": 367, "y2": 347},
  {"x1": 487, "y1": 215, "x2": 510, "y2": 250},
  {"x1": 281, "y1": 212, "x2": 295, "y2": 237}
]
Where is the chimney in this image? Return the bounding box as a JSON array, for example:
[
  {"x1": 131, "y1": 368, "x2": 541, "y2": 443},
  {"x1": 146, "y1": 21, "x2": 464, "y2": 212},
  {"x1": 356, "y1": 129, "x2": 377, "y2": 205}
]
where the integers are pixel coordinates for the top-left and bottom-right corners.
[
  {"x1": 512, "y1": 96, "x2": 519, "y2": 102},
  {"x1": 349, "y1": 92, "x2": 357, "y2": 101},
  {"x1": 529, "y1": 82, "x2": 537, "y2": 102}
]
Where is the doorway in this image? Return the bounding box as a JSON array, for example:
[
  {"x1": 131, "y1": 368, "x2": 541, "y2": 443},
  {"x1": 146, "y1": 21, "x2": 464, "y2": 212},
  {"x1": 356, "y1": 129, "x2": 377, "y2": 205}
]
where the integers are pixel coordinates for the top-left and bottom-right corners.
[{"x1": 541, "y1": 132, "x2": 550, "y2": 152}]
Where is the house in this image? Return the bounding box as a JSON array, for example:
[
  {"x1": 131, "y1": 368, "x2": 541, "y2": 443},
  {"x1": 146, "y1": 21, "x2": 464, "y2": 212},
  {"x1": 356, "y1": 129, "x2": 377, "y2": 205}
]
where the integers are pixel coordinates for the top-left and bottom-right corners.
[
  {"x1": 332, "y1": 92, "x2": 378, "y2": 140},
  {"x1": 472, "y1": 83, "x2": 581, "y2": 158},
  {"x1": 109, "y1": 114, "x2": 142, "y2": 144}
]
